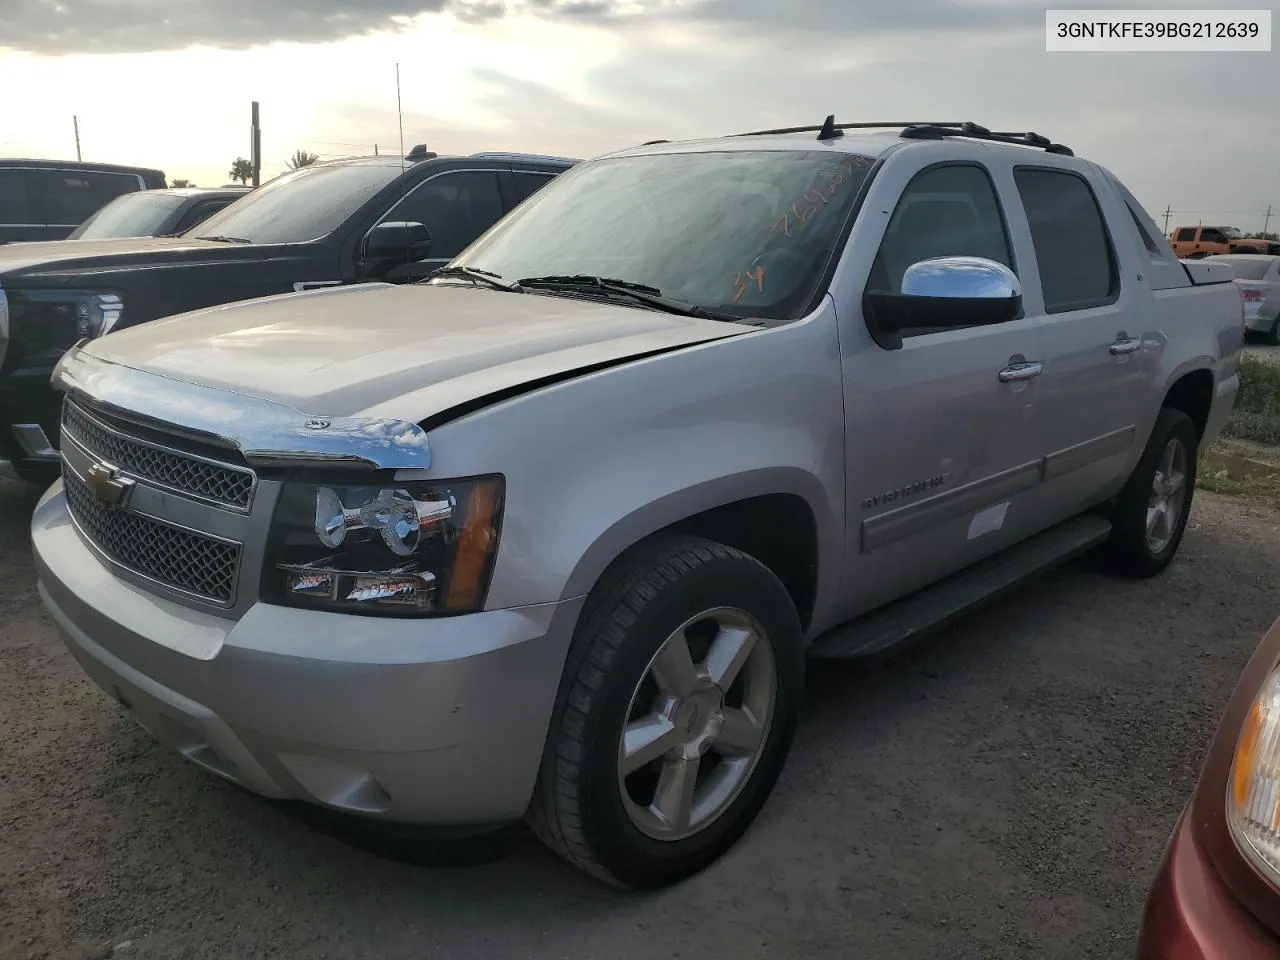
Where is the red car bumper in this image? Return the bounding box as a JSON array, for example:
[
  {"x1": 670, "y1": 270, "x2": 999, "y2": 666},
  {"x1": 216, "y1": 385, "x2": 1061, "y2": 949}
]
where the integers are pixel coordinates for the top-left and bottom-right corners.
[{"x1": 1137, "y1": 807, "x2": 1280, "y2": 959}]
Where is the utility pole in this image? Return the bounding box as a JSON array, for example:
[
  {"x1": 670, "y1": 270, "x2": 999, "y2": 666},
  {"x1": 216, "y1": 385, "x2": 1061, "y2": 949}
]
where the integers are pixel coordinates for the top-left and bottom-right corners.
[
  {"x1": 73, "y1": 115, "x2": 81, "y2": 161},
  {"x1": 1162, "y1": 205, "x2": 1172, "y2": 235},
  {"x1": 1264, "y1": 204, "x2": 1273, "y2": 237},
  {"x1": 374, "y1": 144, "x2": 379, "y2": 156},
  {"x1": 250, "y1": 101, "x2": 262, "y2": 187}
]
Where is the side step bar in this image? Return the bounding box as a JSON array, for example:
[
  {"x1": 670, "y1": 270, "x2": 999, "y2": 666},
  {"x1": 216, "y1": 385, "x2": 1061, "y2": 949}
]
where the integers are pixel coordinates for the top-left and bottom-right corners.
[{"x1": 808, "y1": 513, "x2": 1113, "y2": 660}]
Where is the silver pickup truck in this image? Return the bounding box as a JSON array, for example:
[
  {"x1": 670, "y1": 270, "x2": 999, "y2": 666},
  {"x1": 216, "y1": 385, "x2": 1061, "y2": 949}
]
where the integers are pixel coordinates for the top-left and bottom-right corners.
[{"x1": 31, "y1": 119, "x2": 1244, "y2": 889}]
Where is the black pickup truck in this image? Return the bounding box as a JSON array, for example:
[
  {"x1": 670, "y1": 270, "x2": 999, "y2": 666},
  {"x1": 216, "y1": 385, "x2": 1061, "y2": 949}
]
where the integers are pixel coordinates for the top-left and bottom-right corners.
[{"x1": 0, "y1": 148, "x2": 577, "y2": 482}]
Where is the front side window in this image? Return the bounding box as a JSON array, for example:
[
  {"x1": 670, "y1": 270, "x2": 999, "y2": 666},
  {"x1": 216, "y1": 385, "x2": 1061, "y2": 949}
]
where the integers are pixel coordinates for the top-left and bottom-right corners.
[
  {"x1": 865, "y1": 163, "x2": 1013, "y2": 298},
  {"x1": 513, "y1": 171, "x2": 557, "y2": 202},
  {"x1": 185, "y1": 162, "x2": 403, "y2": 244},
  {"x1": 1014, "y1": 167, "x2": 1118, "y2": 313},
  {"x1": 1201, "y1": 228, "x2": 1227, "y2": 244},
  {"x1": 380, "y1": 171, "x2": 505, "y2": 259},
  {"x1": 451, "y1": 149, "x2": 877, "y2": 321},
  {"x1": 67, "y1": 191, "x2": 186, "y2": 239}
]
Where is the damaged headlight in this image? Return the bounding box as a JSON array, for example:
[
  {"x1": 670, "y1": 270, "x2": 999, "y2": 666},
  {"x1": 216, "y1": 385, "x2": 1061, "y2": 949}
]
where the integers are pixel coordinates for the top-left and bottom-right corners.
[{"x1": 261, "y1": 475, "x2": 504, "y2": 616}]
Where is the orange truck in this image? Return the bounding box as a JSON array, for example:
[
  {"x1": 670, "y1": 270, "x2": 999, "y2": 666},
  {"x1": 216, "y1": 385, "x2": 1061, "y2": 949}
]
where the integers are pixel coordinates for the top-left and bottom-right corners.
[{"x1": 1169, "y1": 225, "x2": 1280, "y2": 258}]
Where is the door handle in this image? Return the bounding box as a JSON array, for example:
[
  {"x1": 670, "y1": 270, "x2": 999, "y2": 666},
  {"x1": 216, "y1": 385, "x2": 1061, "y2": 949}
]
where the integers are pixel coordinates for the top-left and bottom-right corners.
[
  {"x1": 1110, "y1": 337, "x2": 1142, "y2": 355},
  {"x1": 293, "y1": 280, "x2": 344, "y2": 292},
  {"x1": 998, "y1": 361, "x2": 1042, "y2": 382}
]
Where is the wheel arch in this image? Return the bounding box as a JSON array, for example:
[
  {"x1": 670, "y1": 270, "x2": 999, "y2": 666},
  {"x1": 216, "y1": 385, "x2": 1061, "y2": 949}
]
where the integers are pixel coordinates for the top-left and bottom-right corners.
[{"x1": 562, "y1": 468, "x2": 835, "y2": 634}]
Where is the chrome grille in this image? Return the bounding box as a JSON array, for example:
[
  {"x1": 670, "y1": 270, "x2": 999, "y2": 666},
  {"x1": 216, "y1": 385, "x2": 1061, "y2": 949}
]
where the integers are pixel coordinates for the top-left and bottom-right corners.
[
  {"x1": 63, "y1": 462, "x2": 240, "y2": 604},
  {"x1": 63, "y1": 401, "x2": 255, "y2": 510}
]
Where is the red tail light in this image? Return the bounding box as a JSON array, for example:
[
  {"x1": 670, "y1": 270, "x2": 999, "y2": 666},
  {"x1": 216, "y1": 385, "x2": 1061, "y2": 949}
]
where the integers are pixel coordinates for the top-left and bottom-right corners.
[{"x1": 1242, "y1": 288, "x2": 1264, "y2": 302}]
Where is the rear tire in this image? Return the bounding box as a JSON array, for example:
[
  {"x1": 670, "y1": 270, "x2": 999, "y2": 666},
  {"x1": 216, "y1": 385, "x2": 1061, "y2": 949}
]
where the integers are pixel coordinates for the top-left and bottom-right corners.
[
  {"x1": 527, "y1": 534, "x2": 804, "y2": 889},
  {"x1": 1101, "y1": 408, "x2": 1198, "y2": 579},
  {"x1": 1263, "y1": 317, "x2": 1280, "y2": 347}
]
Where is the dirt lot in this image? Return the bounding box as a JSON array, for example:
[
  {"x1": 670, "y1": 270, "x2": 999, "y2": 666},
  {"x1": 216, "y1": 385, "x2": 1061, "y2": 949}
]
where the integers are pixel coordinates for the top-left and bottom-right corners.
[{"x1": 2, "y1": 477, "x2": 1279, "y2": 960}]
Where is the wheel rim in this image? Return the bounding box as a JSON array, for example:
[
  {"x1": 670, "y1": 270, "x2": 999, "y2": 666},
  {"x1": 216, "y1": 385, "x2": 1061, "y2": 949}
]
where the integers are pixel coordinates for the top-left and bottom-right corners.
[
  {"x1": 1146, "y1": 436, "x2": 1189, "y2": 555},
  {"x1": 617, "y1": 606, "x2": 777, "y2": 843}
]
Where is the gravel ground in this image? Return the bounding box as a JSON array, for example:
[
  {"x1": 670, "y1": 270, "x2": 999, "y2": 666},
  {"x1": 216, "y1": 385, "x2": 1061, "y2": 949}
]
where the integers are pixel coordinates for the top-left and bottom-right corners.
[
  {"x1": 2, "y1": 478, "x2": 1279, "y2": 960},
  {"x1": 1246, "y1": 341, "x2": 1280, "y2": 366}
]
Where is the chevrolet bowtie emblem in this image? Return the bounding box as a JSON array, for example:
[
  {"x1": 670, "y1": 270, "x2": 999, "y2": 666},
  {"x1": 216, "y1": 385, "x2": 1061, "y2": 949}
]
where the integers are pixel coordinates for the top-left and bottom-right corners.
[{"x1": 84, "y1": 461, "x2": 135, "y2": 510}]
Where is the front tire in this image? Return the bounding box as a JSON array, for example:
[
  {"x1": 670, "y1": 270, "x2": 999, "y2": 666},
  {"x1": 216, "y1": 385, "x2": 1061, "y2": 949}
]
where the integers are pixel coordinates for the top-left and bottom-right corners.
[
  {"x1": 1101, "y1": 408, "x2": 1198, "y2": 578},
  {"x1": 528, "y1": 534, "x2": 804, "y2": 889}
]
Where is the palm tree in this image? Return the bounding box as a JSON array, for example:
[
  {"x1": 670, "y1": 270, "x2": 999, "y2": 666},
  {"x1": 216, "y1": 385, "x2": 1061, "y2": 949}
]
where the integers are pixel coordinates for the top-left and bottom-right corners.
[
  {"x1": 286, "y1": 149, "x2": 320, "y2": 170},
  {"x1": 228, "y1": 157, "x2": 254, "y2": 185}
]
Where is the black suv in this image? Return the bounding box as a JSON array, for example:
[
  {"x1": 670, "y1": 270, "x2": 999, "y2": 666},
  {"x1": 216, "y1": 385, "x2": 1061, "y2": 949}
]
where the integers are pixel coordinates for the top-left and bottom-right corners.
[
  {"x1": 0, "y1": 147, "x2": 577, "y2": 482},
  {"x1": 0, "y1": 159, "x2": 168, "y2": 245}
]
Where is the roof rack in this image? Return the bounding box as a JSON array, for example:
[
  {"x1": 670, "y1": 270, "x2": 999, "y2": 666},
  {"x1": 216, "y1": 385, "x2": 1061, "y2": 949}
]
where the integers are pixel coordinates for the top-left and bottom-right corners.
[
  {"x1": 728, "y1": 116, "x2": 1073, "y2": 156},
  {"x1": 469, "y1": 151, "x2": 581, "y2": 164}
]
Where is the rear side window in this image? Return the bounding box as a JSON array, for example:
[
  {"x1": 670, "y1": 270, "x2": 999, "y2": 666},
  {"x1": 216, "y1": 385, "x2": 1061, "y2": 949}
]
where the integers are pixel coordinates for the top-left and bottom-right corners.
[
  {"x1": 512, "y1": 171, "x2": 558, "y2": 203},
  {"x1": 0, "y1": 169, "x2": 32, "y2": 223},
  {"x1": 1014, "y1": 168, "x2": 1118, "y2": 313},
  {"x1": 31, "y1": 169, "x2": 142, "y2": 225},
  {"x1": 1175, "y1": 227, "x2": 1196, "y2": 241}
]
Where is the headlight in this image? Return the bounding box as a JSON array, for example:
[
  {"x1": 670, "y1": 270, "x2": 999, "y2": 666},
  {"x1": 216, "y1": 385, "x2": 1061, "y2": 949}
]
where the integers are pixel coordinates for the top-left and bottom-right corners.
[
  {"x1": 7, "y1": 288, "x2": 124, "y2": 341},
  {"x1": 261, "y1": 475, "x2": 504, "y2": 616},
  {"x1": 1228, "y1": 666, "x2": 1280, "y2": 880}
]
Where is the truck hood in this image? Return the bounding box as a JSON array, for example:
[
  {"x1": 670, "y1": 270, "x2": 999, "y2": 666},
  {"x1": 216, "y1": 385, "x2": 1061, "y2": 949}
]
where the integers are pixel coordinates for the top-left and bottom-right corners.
[
  {"x1": 0, "y1": 235, "x2": 262, "y2": 283},
  {"x1": 81, "y1": 282, "x2": 751, "y2": 421}
]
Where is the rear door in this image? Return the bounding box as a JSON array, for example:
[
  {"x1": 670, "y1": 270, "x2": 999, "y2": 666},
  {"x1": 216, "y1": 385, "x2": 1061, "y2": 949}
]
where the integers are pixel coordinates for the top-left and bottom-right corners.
[{"x1": 1009, "y1": 161, "x2": 1149, "y2": 526}]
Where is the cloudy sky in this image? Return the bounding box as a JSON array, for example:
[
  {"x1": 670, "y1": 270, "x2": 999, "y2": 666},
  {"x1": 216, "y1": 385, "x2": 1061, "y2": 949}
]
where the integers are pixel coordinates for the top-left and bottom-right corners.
[{"x1": 0, "y1": 0, "x2": 1275, "y2": 232}]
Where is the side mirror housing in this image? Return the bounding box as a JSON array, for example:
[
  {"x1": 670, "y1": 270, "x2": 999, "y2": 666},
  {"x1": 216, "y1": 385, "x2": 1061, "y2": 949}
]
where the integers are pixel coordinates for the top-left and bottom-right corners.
[
  {"x1": 364, "y1": 220, "x2": 433, "y2": 266},
  {"x1": 863, "y1": 256, "x2": 1023, "y2": 350}
]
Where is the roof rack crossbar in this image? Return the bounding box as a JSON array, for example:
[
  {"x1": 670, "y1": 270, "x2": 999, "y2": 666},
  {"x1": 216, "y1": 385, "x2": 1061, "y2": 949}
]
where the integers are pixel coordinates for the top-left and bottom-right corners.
[
  {"x1": 729, "y1": 121, "x2": 967, "y2": 138},
  {"x1": 727, "y1": 115, "x2": 1073, "y2": 156},
  {"x1": 900, "y1": 123, "x2": 1074, "y2": 155}
]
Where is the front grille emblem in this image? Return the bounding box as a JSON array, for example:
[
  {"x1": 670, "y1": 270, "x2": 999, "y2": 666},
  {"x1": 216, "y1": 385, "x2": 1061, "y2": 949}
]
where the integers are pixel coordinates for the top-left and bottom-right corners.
[{"x1": 84, "y1": 461, "x2": 135, "y2": 510}]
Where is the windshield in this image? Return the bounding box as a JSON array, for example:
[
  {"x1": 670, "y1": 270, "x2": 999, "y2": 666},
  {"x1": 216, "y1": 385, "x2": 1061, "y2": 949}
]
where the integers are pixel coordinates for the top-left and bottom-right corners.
[
  {"x1": 182, "y1": 162, "x2": 404, "y2": 244},
  {"x1": 450, "y1": 149, "x2": 877, "y2": 320},
  {"x1": 67, "y1": 192, "x2": 185, "y2": 240},
  {"x1": 1223, "y1": 227, "x2": 1245, "y2": 239}
]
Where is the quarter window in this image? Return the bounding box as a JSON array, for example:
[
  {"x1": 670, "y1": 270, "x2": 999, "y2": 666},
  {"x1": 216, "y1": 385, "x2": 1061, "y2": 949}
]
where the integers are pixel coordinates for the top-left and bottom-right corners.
[
  {"x1": 866, "y1": 163, "x2": 1014, "y2": 298},
  {"x1": 381, "y1": 171, "x2": 505, "y2": 259},
  {"x1": 1013, "y1": 168, "x2": 1118, "y2": 313}
]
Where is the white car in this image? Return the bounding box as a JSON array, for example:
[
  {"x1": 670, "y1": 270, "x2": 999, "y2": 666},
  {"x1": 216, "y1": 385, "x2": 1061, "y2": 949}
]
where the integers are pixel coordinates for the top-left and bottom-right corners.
[{"x1": 1210, "y1": 254, "x2": 1280, "y2": 344}]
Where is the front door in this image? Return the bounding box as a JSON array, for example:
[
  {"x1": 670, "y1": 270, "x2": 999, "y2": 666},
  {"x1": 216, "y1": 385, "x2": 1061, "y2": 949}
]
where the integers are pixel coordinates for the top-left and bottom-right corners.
[
  {"x1": 838, "y1": 159, "x2": 1048, "y2": 618},
  {"x1": 1007, "y1": 164, "x2": 1148, "y2": 526}
]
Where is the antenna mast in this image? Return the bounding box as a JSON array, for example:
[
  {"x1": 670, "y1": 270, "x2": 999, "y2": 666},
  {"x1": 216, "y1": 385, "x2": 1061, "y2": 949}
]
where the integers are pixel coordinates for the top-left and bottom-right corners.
[{"x1": 396, "y1": 63, "x2": 405, "y2": 172}]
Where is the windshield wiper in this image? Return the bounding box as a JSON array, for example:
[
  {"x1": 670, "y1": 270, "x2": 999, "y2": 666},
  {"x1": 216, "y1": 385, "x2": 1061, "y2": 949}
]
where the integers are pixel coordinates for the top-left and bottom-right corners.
[
  {"x1": 196, "y1": 235, "x2": 252, "y2": 244},
  {"x1": 428, "y1": 266, "x2": 523, "y2": 292},
  {"x1": 516, "y1": 275, "x2": 726, "y2": 320}
]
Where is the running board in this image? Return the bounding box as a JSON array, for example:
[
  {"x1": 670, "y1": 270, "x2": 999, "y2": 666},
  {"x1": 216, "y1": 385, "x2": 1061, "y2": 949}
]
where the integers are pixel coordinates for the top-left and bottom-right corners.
[{"x1": 807, "y1": 514, "x2": 1113, "y2": 660}]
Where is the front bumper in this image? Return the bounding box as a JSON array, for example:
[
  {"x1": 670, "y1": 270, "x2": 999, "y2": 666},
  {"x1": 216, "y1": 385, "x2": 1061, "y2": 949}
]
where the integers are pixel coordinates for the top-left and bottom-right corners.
[
  {"x1": 1136, "y1": 807, "x2": 1279, "y2": 959},
  {"x1": 32, "y1": 481, "x2": 584, "y2": 825}
]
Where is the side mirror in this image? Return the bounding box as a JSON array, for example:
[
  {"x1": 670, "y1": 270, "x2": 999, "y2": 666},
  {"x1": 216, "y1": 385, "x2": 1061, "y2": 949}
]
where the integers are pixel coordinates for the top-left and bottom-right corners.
[
  {"x1": 364, "y1": 220, "x2": 433, "y2": 265},
  {"x1": 863, "y1": 256, "x2": 1023, "y2": 351}
]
